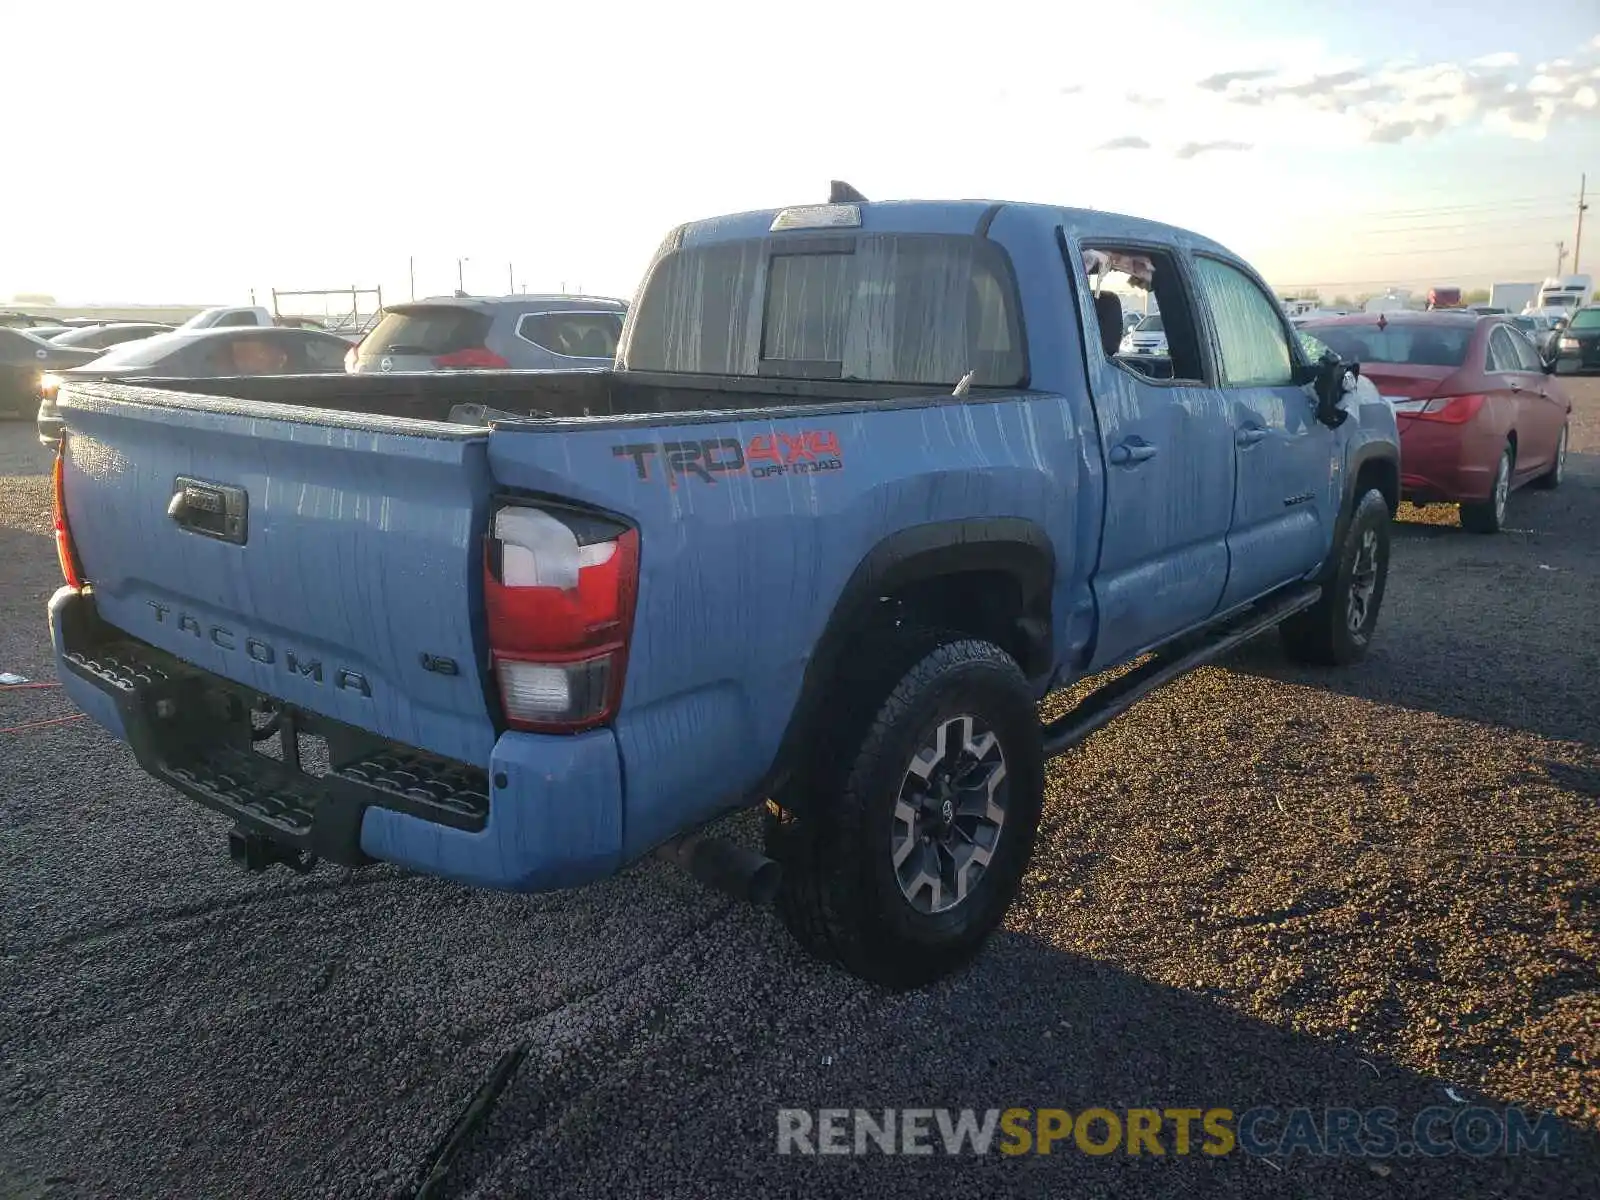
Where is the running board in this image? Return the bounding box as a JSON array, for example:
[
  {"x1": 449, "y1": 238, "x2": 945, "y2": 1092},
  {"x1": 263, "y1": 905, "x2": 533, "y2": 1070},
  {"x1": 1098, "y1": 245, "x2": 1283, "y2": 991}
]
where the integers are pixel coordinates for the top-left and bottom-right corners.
[{"x1": 1040, "y1": 584, "x2": 1321, "y2": 760}]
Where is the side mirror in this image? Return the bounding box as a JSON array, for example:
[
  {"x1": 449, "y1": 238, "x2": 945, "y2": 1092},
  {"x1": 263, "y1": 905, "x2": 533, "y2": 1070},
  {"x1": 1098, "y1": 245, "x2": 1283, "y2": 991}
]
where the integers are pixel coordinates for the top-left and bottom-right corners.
[{"x1": 1303, "y1": 350, "x2": 1354, "y2": 429}]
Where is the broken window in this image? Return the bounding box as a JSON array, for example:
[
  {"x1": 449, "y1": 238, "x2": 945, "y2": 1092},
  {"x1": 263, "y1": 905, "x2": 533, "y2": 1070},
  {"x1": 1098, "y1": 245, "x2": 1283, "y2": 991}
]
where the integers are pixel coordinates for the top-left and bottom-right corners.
[{"x1": 1079, "y1": 244, "x2": 1207, "y2": 384}]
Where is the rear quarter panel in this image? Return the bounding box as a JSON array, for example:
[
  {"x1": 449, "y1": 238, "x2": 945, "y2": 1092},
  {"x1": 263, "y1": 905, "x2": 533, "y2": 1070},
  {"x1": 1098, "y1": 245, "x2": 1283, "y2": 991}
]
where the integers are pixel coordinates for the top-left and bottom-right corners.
[
  {"x1": 489, "y1": 394, "x2": 1088, "y2": 859},
  {"x1": 487, "y1": 210, "x2": 1106, "y2": 858}
]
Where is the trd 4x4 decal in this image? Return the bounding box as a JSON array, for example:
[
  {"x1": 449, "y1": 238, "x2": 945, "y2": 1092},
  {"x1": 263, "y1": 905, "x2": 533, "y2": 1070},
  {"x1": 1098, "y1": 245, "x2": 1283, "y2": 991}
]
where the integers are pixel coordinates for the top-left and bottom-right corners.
[{"x1": 613, "y1": 431, "x2": 844, "y2": 487}]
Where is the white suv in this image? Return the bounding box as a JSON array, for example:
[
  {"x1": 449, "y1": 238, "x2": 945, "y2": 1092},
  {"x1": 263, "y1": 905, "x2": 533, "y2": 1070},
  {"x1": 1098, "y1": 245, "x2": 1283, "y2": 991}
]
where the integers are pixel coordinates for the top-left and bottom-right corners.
[{"x1": 1118, "y1": 314, "x2": 1168, "y2": 357}]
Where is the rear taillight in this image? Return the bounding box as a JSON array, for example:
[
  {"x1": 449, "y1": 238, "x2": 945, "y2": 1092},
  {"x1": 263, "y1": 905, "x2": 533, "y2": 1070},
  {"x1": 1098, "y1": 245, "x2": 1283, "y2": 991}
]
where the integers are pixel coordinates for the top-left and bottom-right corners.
[
  {"x1": 485, "y1": 504, "x2": 639, "y2": 732},
  {"x1": 1392, "y1": 394, "x2": 1485, "y2": 423},
  {"x1": 433, "y1": 347, "x2": 511, "y2": 370},
  {"x1": 343, "y1": 344, "x2": 359, "y2": 372},
  {"x1": 52, "y1": 442, "x2": 85, "y2": 589}
]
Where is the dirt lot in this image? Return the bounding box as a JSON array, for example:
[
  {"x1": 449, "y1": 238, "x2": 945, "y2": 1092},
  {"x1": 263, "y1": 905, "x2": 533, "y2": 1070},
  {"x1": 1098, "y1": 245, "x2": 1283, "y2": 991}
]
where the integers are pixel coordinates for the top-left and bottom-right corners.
[{"x1": 2, "y1": 388, "x2": 1598, "y2": 1199}]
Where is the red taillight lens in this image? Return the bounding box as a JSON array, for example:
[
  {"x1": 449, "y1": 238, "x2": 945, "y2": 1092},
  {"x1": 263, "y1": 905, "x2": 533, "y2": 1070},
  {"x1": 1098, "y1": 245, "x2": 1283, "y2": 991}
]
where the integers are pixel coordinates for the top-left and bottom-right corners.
[
  {"x1": 433, "y1": 347, "x2": 511, "y2": 370},
  {"x1": 52, "y1": 443, "x2": 85, "y2": 589},
  {"x1": 1395, "y1": 394, "x2": 1486, "y2": 423},
  {"x1": 485, "y1": 505, "x2": 638, "y2": 732}
]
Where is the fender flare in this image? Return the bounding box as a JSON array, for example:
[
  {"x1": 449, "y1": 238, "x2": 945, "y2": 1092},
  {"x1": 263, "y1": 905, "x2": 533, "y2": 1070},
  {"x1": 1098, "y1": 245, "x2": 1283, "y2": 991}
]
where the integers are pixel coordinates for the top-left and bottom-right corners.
[
  {"x1": 764, "y1": 517, "x2": 1055, "y2": 795},
  {"x1": 1326, "y1": 441, "x2": 1399, "y2": 574}
]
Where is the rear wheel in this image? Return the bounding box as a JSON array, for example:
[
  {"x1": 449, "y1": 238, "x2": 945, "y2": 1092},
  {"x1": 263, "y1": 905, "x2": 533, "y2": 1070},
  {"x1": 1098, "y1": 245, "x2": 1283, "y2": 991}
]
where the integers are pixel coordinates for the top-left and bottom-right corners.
[
  {"x1": 1532, "y1": 423, "x2": 1568, "y2": 490},
  {"x1": 1461, "y1": 443, "x2": 1513, "y2": 533},
  {"x1": 765, "y1": 630, "x2": 1044, "y2": 989},
  {"x1": 1280, "y1": 487, "x2": 1391, "y2": 666}
]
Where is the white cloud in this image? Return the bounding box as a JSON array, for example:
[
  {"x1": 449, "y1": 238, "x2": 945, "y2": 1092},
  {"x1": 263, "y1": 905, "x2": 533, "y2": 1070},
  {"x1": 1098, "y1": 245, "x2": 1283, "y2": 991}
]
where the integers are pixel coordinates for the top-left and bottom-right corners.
[{"x1": 1194, "y1": 44, "x2": 1600, "y2": 143}]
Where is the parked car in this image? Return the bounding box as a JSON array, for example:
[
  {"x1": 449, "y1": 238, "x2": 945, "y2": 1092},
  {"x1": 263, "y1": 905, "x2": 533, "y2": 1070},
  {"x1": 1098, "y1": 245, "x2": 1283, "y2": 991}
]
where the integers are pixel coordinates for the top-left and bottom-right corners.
[
  {"x1": 35, "y1": 326, "x2": 354, "y2": 445},
  {"x1": 48, "y1": 322, "x2": 175, "y2": 351},
  {"x1": 43, "y1": 190, "x2": 1398, "y2": 988},
  {"x1": 0, "y1": 327, "x2": 104, "y2": 417},
  {"x1": 1550, "y1": 304, "x2": 1600, "y2": 375},
  {"x1": 347, "y1": 295, "x2": 628, "y2": 373},
  {"x1": 1301, "y1": 312, "x2": 1570, "y2": 533},
  {"x1": 178, "y1": 305, "x2": 280, "y2": 331},
  {"x1": 1117, "y1": 312, "x2": 1168, "y2": 356}
]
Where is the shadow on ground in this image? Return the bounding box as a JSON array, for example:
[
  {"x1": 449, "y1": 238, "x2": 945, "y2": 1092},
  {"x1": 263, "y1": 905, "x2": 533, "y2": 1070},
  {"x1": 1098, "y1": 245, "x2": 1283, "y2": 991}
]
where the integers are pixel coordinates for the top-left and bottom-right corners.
[{"x1": 435, "y1": 920, "x2": 1600, "y2": 1200}]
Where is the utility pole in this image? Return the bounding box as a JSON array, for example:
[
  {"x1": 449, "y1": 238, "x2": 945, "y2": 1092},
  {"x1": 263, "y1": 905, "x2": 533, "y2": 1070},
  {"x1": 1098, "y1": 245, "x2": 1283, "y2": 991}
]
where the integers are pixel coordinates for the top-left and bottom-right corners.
[
  {"x1": 1574, "y1": 173, "x2": 1589, "y2": 274},
  {"x1": 508, "y1": 262, "x2": 514, "y2": 294},
  {"x1": 1555, "y1": 240, "x2": 1568, "y2": 277},
  {"x1": 457, "y1": 257, "x2": 469, "y2": 294},
  {"x1": 408, "y1": 256, "x2": 415, "y2": 301}
]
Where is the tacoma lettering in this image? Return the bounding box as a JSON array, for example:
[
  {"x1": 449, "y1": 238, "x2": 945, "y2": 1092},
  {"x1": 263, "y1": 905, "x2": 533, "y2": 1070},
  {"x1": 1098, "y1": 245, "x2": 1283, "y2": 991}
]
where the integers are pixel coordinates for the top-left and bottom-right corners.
[{"x1": 146, "y1": 602, "x2": 370, "y2": 697}]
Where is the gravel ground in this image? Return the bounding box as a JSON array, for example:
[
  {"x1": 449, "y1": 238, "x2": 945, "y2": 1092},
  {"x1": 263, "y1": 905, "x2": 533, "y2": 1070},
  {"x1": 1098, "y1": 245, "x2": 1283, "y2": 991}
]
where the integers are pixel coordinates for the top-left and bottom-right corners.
[{"x1": 2, "y1": 389, "x2": 1597, "y2": 1199}]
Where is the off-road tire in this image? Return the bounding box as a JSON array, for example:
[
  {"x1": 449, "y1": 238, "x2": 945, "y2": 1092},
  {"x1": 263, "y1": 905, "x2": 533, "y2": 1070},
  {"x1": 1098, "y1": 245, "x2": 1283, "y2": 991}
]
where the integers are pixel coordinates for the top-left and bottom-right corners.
[
  {"x1": 1532, "y1": 423, "x2": 1568, "y2": 491},
  {"x1": 1460, "y1": 443, "x2": 1514, "y2": 533},
  {"x1": 764, "y1": 629, "x2": 1044, "y2": 990},
  {"x1": 1280, "y1": 487, "x2": 1391, "y2": 667}
]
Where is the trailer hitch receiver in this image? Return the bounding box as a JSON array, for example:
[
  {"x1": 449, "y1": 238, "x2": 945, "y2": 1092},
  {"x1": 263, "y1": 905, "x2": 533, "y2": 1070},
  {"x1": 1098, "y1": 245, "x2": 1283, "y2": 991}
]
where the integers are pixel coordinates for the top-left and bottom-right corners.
[{"x1": 228, "y1": 827, "x2": 319, "y2": 875}]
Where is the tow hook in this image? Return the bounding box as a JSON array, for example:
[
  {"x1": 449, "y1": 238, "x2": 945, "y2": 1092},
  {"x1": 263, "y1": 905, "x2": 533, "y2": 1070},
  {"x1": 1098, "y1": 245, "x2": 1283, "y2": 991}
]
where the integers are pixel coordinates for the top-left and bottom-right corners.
[{"x1": 228, "y1": 827, "x2": 319, "y2": 875}]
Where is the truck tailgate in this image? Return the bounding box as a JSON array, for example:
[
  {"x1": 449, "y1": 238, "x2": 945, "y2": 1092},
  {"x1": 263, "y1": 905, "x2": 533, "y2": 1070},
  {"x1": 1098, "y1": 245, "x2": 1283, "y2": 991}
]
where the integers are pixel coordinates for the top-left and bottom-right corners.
[{"x1": 56, "y1": 383, "x2": 497, "y2": 766}]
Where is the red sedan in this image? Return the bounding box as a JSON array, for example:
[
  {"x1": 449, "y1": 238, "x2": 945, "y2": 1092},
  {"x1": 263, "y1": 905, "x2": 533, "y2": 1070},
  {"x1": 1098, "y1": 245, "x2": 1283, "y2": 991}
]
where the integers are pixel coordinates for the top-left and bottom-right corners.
[{"x1": 1300, "y1": 313, "x2": 1572, "y2": 533}]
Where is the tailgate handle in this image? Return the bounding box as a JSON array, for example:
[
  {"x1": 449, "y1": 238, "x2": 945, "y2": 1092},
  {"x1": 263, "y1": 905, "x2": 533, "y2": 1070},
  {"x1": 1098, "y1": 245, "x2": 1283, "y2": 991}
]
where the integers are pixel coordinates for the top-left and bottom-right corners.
[{"x1": 168, "y1": 477, "x2": 249, "y2": 545}]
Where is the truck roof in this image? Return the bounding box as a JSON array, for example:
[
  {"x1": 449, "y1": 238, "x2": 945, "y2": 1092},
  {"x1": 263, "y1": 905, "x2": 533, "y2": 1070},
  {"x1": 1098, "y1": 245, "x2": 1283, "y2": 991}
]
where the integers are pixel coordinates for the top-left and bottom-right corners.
[{"x1": 676, "y1": 199, "x2": 1238, "y2": 260}]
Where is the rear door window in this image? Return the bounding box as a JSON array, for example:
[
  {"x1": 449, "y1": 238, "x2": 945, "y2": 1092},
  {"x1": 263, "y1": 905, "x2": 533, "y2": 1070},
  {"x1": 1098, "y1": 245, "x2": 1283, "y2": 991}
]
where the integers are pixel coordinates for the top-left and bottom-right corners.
[
  {"x1": 516, "y1": 311, "x2": 624, "y2": 359},
  {"x1": 363, "y1": 307, "x2": 491, "y2": 357},
  {"x1": 624, "y1": 233, "x2": 1025, "y2": 386},
  {"x1": 1503, "y1": 325, "x2": 1542, "y2": 371},
  {"x1": 1486, "y1": 326, "x2": 1523, "y2": 373}
]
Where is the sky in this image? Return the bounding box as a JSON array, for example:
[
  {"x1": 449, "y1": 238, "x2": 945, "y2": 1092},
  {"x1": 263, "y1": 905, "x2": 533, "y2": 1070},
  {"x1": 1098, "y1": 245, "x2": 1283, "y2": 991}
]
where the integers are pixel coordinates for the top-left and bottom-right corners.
[{"x1": 5, "y1": 0, "x2": 1599, "y2": 308}]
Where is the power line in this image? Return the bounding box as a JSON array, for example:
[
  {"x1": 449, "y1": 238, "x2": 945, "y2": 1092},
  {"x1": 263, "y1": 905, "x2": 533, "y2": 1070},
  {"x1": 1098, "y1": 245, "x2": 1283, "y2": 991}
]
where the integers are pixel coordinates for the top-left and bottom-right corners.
[
  {"x1": 1351, "y1": 238, "x2": 1565, "y2": 259},
  {"x1": 1271, "y1": 267, "x2": 1552, "y2": 289},
  {"x1": 1335, "y1": 209, "x2": 1572, "y2": 237},
  {"x1": 1329, "y1": 192, "x2": 1575, "y2": 221}
]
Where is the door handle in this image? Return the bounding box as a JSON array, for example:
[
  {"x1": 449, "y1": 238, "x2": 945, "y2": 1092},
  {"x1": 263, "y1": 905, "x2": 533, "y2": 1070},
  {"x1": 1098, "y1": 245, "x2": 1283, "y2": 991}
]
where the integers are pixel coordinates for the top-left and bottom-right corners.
[
  {"x1": 1109, "y1": 440, "x2": 1158, "y2": 466},
  {"x1": 1236, "y1": 427, "x2": 1269, "y2": 447}
]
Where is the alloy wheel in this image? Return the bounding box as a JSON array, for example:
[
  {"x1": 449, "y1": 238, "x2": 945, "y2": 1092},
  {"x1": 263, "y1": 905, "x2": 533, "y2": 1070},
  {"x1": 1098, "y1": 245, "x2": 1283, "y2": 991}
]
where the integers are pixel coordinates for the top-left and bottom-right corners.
[
  {"x1": 891, "y1": 714, "x2": 1009, "y2": 915},
  {"x1": 1347, "y1": 527, "x2": 1380, "y2": 634}
]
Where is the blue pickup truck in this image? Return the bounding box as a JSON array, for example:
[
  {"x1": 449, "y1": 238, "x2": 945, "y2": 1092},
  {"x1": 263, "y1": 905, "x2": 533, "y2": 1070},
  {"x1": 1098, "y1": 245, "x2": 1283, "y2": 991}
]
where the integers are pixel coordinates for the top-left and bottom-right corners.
[{"x1": 46, "y1": 187, "x2": 1400, "y2": 987}]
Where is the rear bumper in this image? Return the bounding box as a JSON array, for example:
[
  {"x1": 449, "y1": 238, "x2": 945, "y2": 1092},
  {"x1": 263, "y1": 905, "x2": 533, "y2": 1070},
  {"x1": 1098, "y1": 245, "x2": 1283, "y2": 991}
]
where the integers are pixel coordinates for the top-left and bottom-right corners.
[
  {"x1": 1396, "y1": 419, "x2": 1497, "y2": 503},
  {"x1": 49, "y1": 586, "x2": 623, "y2": 892}
]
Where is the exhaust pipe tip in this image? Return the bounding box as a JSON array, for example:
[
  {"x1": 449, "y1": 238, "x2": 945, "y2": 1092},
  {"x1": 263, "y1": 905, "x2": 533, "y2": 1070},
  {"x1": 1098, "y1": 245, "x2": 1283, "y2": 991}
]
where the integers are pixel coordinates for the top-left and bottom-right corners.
[{"x1": 659, "y1": 833, "x2": 783, "y2": 906}]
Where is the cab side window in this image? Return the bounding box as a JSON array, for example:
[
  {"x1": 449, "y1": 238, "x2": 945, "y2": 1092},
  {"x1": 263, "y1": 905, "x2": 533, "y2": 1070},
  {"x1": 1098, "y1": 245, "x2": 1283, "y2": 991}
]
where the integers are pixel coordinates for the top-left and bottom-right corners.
[
  {"x1": 1079, "y1": 244, "x2": 1208, "y2": 385},
  {"x1": 1192, "y1": 257, "x2": 1295, "y2": 387}
]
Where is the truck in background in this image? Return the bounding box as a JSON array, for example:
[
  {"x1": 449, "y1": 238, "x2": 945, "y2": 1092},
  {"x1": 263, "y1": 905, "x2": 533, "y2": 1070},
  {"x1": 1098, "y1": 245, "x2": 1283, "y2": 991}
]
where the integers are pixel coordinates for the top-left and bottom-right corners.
[
  {"x1": 1490, "y1": 282, "x2": 1539, "y2": 315},
  {"x1": 1529, "y1": 275, "x2": 1593, "y2": 319}
]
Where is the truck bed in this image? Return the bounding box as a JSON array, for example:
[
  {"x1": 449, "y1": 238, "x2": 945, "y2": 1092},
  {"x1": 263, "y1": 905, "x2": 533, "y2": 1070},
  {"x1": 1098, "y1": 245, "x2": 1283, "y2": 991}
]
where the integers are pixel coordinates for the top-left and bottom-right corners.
[{"x1": 105, "y1": 369, "x2": 991, "y2": 427}]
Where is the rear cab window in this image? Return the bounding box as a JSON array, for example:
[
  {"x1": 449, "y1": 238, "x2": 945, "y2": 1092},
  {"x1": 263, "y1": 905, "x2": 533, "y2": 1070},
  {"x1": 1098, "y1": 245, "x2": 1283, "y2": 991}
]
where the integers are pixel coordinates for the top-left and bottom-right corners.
[
  {"x1": 362, "y1": 306, "x2": 492, "y2": 357},
  {"x1": 517, "y1": 311, "x2": 624, "y2": 359},
  {"x1": 622, "y1": 233, "x2": 1026, "y2": 387}
]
